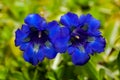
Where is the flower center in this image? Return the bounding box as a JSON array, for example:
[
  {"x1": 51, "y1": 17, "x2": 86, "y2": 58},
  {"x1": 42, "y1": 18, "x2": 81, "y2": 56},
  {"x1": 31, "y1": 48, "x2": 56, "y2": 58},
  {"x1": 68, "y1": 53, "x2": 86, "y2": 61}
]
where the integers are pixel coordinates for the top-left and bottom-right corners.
[
  {"x1": 75, "y1": 35, "x2": 80, "y2": 39},
  {"x1": 24, "y1": 27, "x2": 48, "y2": 47},
  {"x1": 70, "y1": 23, "x2": 96, "y2": 47},
  {"x1": 71, "y1": 31, "x2": 85, "y2": 45},
  {"x1": 70, "y1": 25, "x2": 89, "y2": 46}
]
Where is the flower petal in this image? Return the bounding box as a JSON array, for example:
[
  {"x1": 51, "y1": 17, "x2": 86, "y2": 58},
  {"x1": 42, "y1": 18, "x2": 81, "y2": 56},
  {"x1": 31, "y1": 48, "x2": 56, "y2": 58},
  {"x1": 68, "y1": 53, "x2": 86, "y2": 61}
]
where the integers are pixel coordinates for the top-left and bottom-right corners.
[
  {"x1": 71, "y1": 48, "x2": 90, "y2": 65},
  {"x1": 21, "y1": 24, "x2": 29, "y2": 33},
  {"x1": 44, "y1": 46, "x2": 57, "y2": 59},
  {"x1": 37, "y1": 48, "x2": 45, "y2": 62},
  {"x1": 68, "y1": 46, "x2": 76, "y2": 55},
  {"x1": 24, "y1": 14, "x2": 46, "y2": 30},
  {"x1": 79, "y1": 14, "x2": 86, "y2": 26},
  {"x1": 23, "y1": 45, "x2": 39, "y2": 65},
  {"x1": 53, "y1": 27, "x2": 70, "y2": 53},
  {"x1": 48, "y1": 21, "x2": 70, "y2": 53},
  {"x1": 85, "y1": 45, "x2": 93, "y2": 55},
  {"x1": 87, "y1": 36, "x2": 106, "y2": 53},
  {"x1": 15, "y1": 29, "x2": 28, "y2": 46},
  {"x1": 60, "y1": 12, "x2": 79, "y2": 28},
  {"x1": 20, "y1": 43, "x2": 29, "y2": 51},
  {"x1": 54, "y1": 40, "x2": 68, "y2": 53},
  {"x1": 79, "y1": 14, "x2": 91, "y2": 26},
  {"x1": 47, "y1": 21, "x2": 60, "y2": 41},
  {"x1": 88, "y1": 17, "x2": 101, "y2": 36}
]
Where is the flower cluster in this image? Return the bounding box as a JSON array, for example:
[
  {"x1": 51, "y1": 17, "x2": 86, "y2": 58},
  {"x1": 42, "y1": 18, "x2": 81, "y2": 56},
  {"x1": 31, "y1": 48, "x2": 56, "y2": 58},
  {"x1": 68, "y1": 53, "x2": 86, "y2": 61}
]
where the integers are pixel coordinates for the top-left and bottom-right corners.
[{"x1": 15, "y1": 12, "x2": 106, "y2": 66}]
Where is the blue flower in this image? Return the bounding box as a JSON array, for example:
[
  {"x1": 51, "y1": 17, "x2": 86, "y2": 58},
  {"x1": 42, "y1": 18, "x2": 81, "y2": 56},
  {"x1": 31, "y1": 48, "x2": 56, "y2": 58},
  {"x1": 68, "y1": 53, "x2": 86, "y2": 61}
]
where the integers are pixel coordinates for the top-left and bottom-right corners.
[
  {"x1": 60, "y1": 12, "x2": 106, "y2": 65},
  {"x1": 15, "y1": 14, "x2": 57, "y2": 65}
]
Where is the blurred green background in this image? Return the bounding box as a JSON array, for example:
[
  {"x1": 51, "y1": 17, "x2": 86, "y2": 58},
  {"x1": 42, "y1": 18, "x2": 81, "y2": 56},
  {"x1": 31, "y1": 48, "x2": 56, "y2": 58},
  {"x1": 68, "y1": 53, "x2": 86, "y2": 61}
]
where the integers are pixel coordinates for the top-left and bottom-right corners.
[{"x1": 0, "y1": 0, "x2": 120, "y2": 80}]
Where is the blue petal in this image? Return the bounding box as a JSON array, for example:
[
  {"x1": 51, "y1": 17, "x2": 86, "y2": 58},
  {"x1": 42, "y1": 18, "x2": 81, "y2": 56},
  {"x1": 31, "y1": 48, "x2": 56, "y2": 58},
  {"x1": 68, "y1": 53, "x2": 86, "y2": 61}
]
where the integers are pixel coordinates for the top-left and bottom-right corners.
[
  {"x1": 79, "y1": 14, "x2": 101, "y2": 36},
  {"x1": 23, "y1": 45, "x2": 39, "y2": 65},
  {"x1": 68, "y1": 46, "x2": 76, "y2": 55},
  {"x1": 44, "y1": 46, "x2": 57, "y2": 59},
  {"x1": 85, "y1": 45, "x2": 93, "y2": 55},
  {"x1": 15, "y1": 29, "x2": 28, "y2": 46},
  {"x1": 48, "y1": 21, "x2": 70, "y2": 53},
  {"x1": 60, "y1": 12, "x2": 79, "y2": 28},
  {"x1": 51, "y1": 27, "x2": 70, "y2": 53},
  {"x1": 71, "y1": 48, "x2": 90, "y2": 65},
  {"x1": 40, "y1": 20, "x2": 47, "y2": 30},
  {"x1": 79, "y1": 14, "x2": 86, "y2": 26},
  {"x1": 85, "y1": 14, "x2": 93, "y2": 22},
  {"x1": 24, "y1": 14, "x2": 46, "y2": 30},
  {"x1": 54, "y1": 40, "x2": 68, "y2": 53},
  {"x1": 21, "y1": 24, "x2": 29, "y2": 33},
  {"x1": 88, "y1": 17, "x2": 101, "y2": 36},
  {"x1": 20, "y1": 43, "x2": 29, "y2": 51},
  {"x1": 87, "y1": 36, "x2": 106, "y2": 53},
  {"x1": 79, "y1": 14, "x2": 92, "y2": 26},
  {"x1": 47, "y1": 21, "x2": 60, "y2": 41},
  {"x1": 37, "y1": 48, "x2": 45, "y2": 62}
]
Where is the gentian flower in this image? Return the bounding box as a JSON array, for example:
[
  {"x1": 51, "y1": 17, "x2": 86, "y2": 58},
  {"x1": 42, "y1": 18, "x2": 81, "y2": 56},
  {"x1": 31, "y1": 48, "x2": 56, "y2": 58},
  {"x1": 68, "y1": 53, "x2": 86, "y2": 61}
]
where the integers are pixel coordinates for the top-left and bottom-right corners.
[
  {"x1": 15, "y1": 14, "x2": 57, "y2": 65},
  {"x1": 59, "y1": 12, "x2": 106, "y2": 65}
]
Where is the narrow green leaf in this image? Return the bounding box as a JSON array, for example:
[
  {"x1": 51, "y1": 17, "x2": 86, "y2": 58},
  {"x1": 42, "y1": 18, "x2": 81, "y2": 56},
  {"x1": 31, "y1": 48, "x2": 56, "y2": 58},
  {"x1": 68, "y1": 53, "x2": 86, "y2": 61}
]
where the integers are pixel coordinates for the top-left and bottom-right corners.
[
  {"x1": 10, "y1": 71, "x2": 25, "y2": 80},
  {"x1": 46, "y1": 71, "x2": 56, "y2": 80},
  {"x1": 85, "y1": 61, "x2": 99, "y2": 80},
  {"x1": 99, "y1": 68, "x2": 105, "y2": 80},
  {"x1": 117, "y1": 52, "x2": 120, "y2": 75}
]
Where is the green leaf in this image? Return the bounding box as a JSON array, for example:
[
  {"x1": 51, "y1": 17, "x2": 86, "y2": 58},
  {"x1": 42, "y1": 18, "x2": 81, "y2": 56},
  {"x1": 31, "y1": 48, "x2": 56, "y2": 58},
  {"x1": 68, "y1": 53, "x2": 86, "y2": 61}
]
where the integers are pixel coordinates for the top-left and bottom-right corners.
[
  {"x1": 99, "y1": 68, "x2": 105, "y2": 80},
  {"x1": 22, "y1": 68, "x2": 30, "y2": 80},
  {"x1": 0, "y1": 66, "x2": 8, "y2": 80},
  {"x1": 117, "y1": 52, "x2": 120, "y2": 74},
  {"x1": 84, "y1": 61, "x2": 99, "y2": 80},
  {"x1": 46, "y1": 71, "x2": 56, "y2": 80},
  {"x1": 104, "y1": 18, "x2": 120, "y2": 45},
  {"x1": 10, "y1": 71, "x2": 25, "y2": 80}
]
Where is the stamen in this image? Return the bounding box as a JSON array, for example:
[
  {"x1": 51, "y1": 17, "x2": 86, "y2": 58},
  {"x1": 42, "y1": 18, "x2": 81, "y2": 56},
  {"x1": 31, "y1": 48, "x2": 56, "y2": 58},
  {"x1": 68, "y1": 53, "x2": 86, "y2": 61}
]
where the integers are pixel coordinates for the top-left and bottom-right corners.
[
  {"x1": 75, "y1": 36, "x2": 80, "y2": 39},
  {"x1": 38, "y1": 32, "x2": 41, "y2": 38}
]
